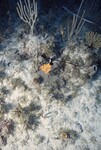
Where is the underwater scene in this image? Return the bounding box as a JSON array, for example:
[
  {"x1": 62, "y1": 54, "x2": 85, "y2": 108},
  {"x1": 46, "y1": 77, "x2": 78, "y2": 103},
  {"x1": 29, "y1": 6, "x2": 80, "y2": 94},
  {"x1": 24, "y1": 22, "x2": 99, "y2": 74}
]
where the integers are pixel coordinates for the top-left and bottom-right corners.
[{"x1": 0, "y1": 0, "x2": 101, "y2": 149}]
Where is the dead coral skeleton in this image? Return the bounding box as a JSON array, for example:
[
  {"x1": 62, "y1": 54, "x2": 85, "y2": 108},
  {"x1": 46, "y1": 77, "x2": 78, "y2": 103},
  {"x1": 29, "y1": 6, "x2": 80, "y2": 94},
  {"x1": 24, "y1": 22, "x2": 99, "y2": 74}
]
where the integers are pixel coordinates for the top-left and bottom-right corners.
[
  {"x1": 12, "y1": 104, "x2": 30, "y2": 129},
  {"x1": 12, "y1": 103, "x2": 41, "y2": 130},
  {"x1": 0, "y1": 119, "x2": 14, "y2": 132},
  {"x1": 0, "y1": 119, "x2": 14, "y2": 145}
]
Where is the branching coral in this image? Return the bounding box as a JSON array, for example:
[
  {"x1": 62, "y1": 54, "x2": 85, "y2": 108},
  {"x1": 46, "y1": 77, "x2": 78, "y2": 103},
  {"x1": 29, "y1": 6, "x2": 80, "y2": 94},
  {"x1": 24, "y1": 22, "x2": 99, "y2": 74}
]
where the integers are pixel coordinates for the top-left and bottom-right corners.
[
  {"x1": 63, "y1": 0, "x2": 85, "y2": 44},
  {"x1": 86, "y1": 31, "x2": 101, "y2": 49},
  {"x1": 16, "y1": 0, "x2": 37, "y2": 35}
]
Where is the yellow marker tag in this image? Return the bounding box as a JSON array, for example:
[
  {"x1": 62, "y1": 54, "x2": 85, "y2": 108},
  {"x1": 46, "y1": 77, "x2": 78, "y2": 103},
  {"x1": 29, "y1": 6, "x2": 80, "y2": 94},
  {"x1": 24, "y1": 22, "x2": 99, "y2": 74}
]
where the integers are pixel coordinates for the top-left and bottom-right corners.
[{"x1": 40, "y1": 63, "x2": 51, "y2": 74}]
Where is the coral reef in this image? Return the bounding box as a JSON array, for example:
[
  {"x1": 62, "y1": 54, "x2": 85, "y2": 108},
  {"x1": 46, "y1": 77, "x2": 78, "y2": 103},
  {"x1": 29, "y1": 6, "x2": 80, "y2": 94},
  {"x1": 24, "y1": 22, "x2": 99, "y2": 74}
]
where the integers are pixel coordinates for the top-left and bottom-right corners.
[{"x1": 0, "y1": 0, "x2": 101, "y2": 149}]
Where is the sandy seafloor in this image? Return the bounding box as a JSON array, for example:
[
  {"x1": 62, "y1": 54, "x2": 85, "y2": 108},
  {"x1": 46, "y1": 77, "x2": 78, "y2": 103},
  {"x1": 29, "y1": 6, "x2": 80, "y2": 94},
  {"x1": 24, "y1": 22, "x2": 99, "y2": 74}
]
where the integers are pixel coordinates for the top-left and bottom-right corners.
[{"x1": 0, "y1": 19, "x2": 101, "y2": 150}]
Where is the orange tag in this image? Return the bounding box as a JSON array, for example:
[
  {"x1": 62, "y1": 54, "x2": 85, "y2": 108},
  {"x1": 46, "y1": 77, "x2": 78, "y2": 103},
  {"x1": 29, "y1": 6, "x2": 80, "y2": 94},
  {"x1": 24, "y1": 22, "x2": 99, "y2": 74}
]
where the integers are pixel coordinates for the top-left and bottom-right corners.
[{"x1": 40, "y1": 63, "x2": 51, "y2": 74}]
